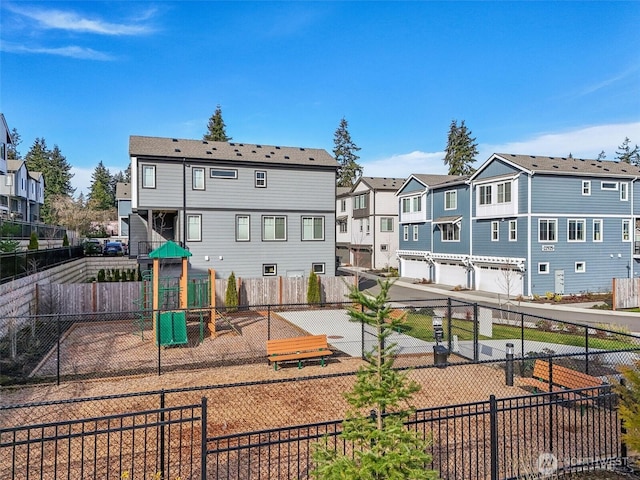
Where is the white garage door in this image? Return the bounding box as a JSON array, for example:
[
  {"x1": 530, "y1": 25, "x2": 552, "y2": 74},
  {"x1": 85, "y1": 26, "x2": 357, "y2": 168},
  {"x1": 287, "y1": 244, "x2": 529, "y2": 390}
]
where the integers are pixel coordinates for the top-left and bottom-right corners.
[
  {"x1": 476, "y1": 265, "x2": 523, "y2": 296},
  {"x1": 437, "y1": 262, "x2": 467, "y2": 288},
  {"x1": 400, "y1": 258, "x2": 429, "y2": 280}
]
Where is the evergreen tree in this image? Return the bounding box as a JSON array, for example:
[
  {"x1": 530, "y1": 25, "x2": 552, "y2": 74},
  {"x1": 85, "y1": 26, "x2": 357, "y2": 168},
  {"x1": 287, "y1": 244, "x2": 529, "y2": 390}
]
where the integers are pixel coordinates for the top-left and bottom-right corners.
[
  {"x1": 204, "y1": 105, "x2": 232, "y2": 142},
  {"x1": 225, "y1": 271, "x2": 239, "y2": 312},
  {"x1": 88, "y1": 161, "x2": 115, "y2": 210},
  {"x1": 307, "y1": 271, "x2": 321, "y2": 305},
  {"x1": 7, "y1": 128, "x2": 21, "y2": 160},
  {"x1": 312, "y1": 280, "x2": 438, "y2": 480},
  {"x1": 615, "y1": 360, "x2": 640, "y2": 452},
  {"x1": 615, "y1": 137, "x2": 640, "y2": 165},
  {"x1": 28, "y1": 231, "x2": 39, "y2": 250},
  {"x1": 334, "y1": 117, "x2": 362, "y2": 187},
  {"x1": 62, "y1": 233, "x2": 69, "y2": 247},
  {"x1": 597, "y1": 150, "x2": 606, "y2": 160},
  {"x1": 443, "y1": 119, "x2": 478, "y2": 176}
]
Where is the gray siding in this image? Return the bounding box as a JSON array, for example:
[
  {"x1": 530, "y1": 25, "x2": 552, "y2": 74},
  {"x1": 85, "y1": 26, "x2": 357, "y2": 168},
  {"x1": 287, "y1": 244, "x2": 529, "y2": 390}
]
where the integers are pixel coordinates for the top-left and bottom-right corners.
[
  {"x1": 475, "y1": 159, "x2": 517, "y2": 179},
  {"x1": 398, "y1": 178, "x2": 425, "y2": 195}
]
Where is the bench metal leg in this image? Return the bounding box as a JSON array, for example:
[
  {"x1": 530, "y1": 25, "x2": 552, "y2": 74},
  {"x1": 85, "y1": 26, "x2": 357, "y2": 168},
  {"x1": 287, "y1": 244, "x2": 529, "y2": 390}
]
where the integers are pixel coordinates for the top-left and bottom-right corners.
[
  {"x1": 297, "y1": 360, "x2": 302, "y2": 369},
  {"x1": 321, "y1": 357, "x2": 325, "y2": 367}
]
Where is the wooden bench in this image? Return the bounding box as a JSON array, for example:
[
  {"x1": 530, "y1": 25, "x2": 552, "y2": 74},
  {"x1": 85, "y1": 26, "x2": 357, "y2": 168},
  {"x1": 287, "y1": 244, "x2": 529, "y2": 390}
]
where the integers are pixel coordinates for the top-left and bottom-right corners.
[
  {"x1": 521, "y1": 359, "x2": 603, "y2": 400},
  {"x1": 267, "y1": 334, "x2": 333, "y2": 370}
]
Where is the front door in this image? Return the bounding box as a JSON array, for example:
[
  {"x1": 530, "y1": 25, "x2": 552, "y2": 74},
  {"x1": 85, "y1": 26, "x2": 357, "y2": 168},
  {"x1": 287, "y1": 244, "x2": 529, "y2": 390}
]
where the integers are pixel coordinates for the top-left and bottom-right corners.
[{"x1": 554, "y1": 270, "x2": 565, "y2": 295}]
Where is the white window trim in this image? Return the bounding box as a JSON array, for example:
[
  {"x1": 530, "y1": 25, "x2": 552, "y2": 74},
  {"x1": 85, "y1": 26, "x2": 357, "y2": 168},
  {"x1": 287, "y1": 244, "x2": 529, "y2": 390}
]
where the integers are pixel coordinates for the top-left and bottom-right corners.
[
  {"x1": 441, "y1": 223, "x2": 460, "y2": 242},
  {"x1": 445, "y1": 190, "x2": 457, "y2": 210},
  {"x1": 142, "y1": 165, "x2": 156, "y2": 189},
  {"x1": 620, "y1": 182, "x2": 628, "y2": 201},
  {"x1": 255, "y1": 170, "x2": 267, "y2": 188},
  {"x1": 302, "y1": 216, "x2": 325, "y2": 241},
  {"x1": 567, "y1": 219, "x2": 586, "y2": 242},
  {"x1": 601, "y1": 181, "x2": 618, "y2": 191},
  {"x1": 380, "y1": 217, "x2": 394, "y2": 232},
  {"x1": 592, "y1": 219, "x2": 603, "y2": 242},
  {"x1": 312, "y1": 263, "x2": 325, "y2": 274},
  {"x1": 582, "y1": 180, "x2": 591, "y2": 196},
  {"x1": 575, "y1": 262, "x2": 586, "y2": 273},
  {"x1": 192, "y1": 167, "x2": 205, "y2": 190},
  {"x1": 186, "y1": 214, "x2": 202, "y2": 242},
  {"x1": 622, "y1": 219, "x2": 631, "y2": 242},
  {"x1": 491, "y1": 221, "x2": 499, "y2": 242},
  {"x1": 380, "y1": 244, "x2": 388, "y2": 252},
  {"x1": 263, "y1": 264, "x2": 277, "y2": 276},
  {"x1": 403, "y1": 225, "x2": 409, "y2": 241},
  {"x1": 413, "y1": 225, "x2": 419, "y2": 241},
  {"x1": 210, "y1": 168, "x2": 238, "y2": 179},
  {"x1": 509, "y1": 220, "x2": 517, "y2": 242},
  {"x1": 538, "y1": 218, "x2": 557, "y2": 243},
  {"x1": 538, "y1": 262, "x2": 550, "y2": 274}
]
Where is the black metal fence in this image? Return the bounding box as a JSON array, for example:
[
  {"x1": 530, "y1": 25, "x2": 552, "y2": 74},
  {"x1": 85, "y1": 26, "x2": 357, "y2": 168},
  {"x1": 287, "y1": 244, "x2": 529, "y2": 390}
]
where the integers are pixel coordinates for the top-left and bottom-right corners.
[
  {"x1": 0, "y1": 246, "x2": 84, "y2": 283},
  {"x1": 0, "y1": 386, "x2": 625, "y2": 480}
]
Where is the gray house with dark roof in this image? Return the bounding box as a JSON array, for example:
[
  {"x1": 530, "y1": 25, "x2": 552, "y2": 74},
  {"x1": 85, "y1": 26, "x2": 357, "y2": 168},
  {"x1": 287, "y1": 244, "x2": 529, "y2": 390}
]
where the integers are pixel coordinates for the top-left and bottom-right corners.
[{"x1": 129, "y1": 135, "x2": 338, "y2": 278}]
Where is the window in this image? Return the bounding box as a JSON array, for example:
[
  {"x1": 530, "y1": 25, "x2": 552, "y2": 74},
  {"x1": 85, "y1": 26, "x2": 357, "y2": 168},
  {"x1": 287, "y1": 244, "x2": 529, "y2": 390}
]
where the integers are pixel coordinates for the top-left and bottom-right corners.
[
  {"x1": 479, "y1": 185, "x2": 492, "y2": 205},
  {"x1": 263, "y1": 216, "x2": 287, "y2": 241},
  {"x1": 538, "y1": 263, "x2": 550, "y2": 274},
  {"x1": 354, "y1": 193, "x2": 368, "y2": 210},
  {"x1": 192, "y1": 168, "x2": 205, "y2": 190},
  {"x1": 340, "y1": 199, "x2": 346, "y2": 212},
  {"x1": 582, "y1": 181, "x2": 591, "y2": 195},
  {"x1": 539, "y1": 219, "x2": 557, "y2": 242},
  {"x1": 312, "y1": 263, "x2": 325, "y2": 274},
  {"x1": 620, "y1": 182, "x2": 628, "y2": 201},
  {"x1": 445, "y1": 190, "x2": 457, "y2": 210},
  {"x1": 142, "y1": 165, "x2": 156, "y2": 188},
  {"x1": 568, "y1": 219, "x2": 586, "y2": 242},
  {"x1": 236, "y1": 215, "x2": 250, "y2": 241},
  {"x1": 413, "y1": 225, "x2": 419, "y2": 241},
  {"x1": 186, "y1": 214, "x2": 201, "y2": 242},
  {"x1": 622, "y1": 219, "x2": 631, "y2": 241},
  {"x1": 255, "y1": 171, "x2": 267, "y2": 188},
  {"x1": 509, "y1": 220, "x2": 517, "y2": 241},
  {"x1": 339, "y1": 221, "x2": 347, "y2": 233},
  {"x1": 601, "y1": 181, "x2": 618, "y2": 190},
  {"x1": 302, "y1": 216, "x2": 324, "y2": 240},
  {"x1": 412, "y1": 196, "x2": 421, "y2": 212},
  {"x1": 575, "y1": 262, "x2": 586, "y2": 273},
  {"x1": 497, "y1": 182, "x2": 511, "y2": 203},
  {"x1": 365, "y1": 218, "x2": 370, "y2": 234},
  {"x1": 593, "y1": 219, "x2": 602, "y2": 242},
  {"x1": 403, "y1": 225, "x2": 409, "y2": 241},
  {"x1": 210, "y1": 168, "x2": 237, "y2": 179},
  {"x1": 263, "y1": 264, "x2": 277, "y2": 276},
  {"x1": 491, "y1": 221, "x2": 499, "y2": 241},
  {"x1": 402, "y1": 198, "x2": 411, "y2": 213},
  {"x1": 442, "y1": 223, "x2": 460, "y2": 241},
  {"x1": 359, "y1": 219, "x2": 363, "y2": 232},
  {"x1": 380, "y1": 217, "x2": 394, "y2": 232},
  {"x1": 380, "y1": 244, "x2": 388, "y2": 252},
  {"x1": 5, "y1": 174, "x2": 12, "y2": 187}
]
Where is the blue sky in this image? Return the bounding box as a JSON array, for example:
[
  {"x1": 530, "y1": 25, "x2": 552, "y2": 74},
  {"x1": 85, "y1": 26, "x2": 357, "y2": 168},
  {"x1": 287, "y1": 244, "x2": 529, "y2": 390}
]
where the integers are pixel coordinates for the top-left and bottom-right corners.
[{"x1": 1, "y1": 1, "x2": 639, "y2": 196}]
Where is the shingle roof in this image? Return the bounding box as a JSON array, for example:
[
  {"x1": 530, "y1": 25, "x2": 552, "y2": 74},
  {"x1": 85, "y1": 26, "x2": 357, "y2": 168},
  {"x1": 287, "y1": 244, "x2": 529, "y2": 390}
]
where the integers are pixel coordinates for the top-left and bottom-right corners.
[
  {"x1": 115, "y1": 182, "x2": 131, "y2": 199},
  {"x1": 494, "y1": 153, "x2": 640, "y2": 177},
  {"x1": 129, "y1": 135, "x2": 337, "y2": 168},
  {"x1": 7, "y1": 159, "x2": 24, "y2": 171},
  {"x1": 336, "y1": 186, "x2": 351, "y2": 197},
  {"x1": 411, "y1": 174, "x2": 466, "y2": 187},
  {"x1": 358, "y1": 176, "x2": 405, "y2": 190}
]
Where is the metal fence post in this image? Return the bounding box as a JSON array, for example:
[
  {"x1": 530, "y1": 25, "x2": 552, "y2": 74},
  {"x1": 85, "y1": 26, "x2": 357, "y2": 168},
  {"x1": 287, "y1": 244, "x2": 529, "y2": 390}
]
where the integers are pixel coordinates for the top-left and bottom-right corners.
[
  {"x1": 506, "y1": 343, "x2": 514, "y2": 386},
  {"x1": 56, "y1": 314, "x2": 61, "y2": 385},
  {"x1": 157, "y1": 310, "x2": 162, "y2": 377},
  {"x1": 473, "y1": 303, "x2": 479, "y2": 362},
  {"x1": 160, "y1": 390, "x2": 166, "y2": 479},
  {"x1": 520, "y1": 312, "x2": 525, "y2": 374},
  {"x1": 585, "y1": 326, "x2": 590, "y2": 375},
  {"x1": 267, "y1": 305, "x2": 271, "y2": 340},
  {"x1": 490, "y1": 395, "x2": 498, "y2": 480},
  {"x1": 201, "y1": 396, "x2": 208, "y2": 480}
]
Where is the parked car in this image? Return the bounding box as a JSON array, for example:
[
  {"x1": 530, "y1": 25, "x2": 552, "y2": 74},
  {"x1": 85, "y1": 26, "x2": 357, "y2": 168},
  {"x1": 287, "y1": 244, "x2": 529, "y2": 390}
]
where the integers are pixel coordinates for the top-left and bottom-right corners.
[
  {"x1": 83, "y1": 238, "x2": 103, "y2": 255},
  {"x1": 103, "y1": 241, "x2": 124, "y2": 256}
]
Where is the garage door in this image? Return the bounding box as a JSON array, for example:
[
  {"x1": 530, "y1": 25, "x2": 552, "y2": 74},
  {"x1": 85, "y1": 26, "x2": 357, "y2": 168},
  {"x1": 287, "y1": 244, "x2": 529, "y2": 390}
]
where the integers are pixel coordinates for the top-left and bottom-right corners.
[
  {"x1": 400, "y1": 258, "x2": 429, "y2": 280},
  {"x1": 353, "y1": 248, "x2": 372, "y2": 269},
  {"x1": 476, "y1": 265, "x2": 523, "y2": 296},
  {"x1": 437, "y1": 262, "x2": 467, "y2": 288}
]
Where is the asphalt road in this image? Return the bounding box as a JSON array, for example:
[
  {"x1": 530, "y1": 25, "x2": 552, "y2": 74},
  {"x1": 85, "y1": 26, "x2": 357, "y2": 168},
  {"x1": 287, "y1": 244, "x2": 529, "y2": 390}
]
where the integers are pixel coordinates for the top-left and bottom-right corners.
[{"x1": 348, "y1": 270, "x2": 640, "y2": 334}]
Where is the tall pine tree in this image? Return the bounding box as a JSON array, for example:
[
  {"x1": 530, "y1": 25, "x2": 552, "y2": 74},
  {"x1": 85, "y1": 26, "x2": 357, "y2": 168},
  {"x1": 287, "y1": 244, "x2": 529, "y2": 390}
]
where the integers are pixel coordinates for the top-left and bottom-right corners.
[
  {"x1": 615, "y1": 137, "x2": 640, "y2": 165},
  {"x1": 88, "y1": 161, "x2": 115, "y2": 210},
  {"x1": 7, "y1": 128, "x2": 21, "y2": 160},
  {"x1": 333, "y1": 117, "x2": 362, "y2": 187},
  {"x1": 443, "y1": 119, "x2": 478, "y2": 176},
  {"x1": 204, "y1": 105, "x2": 232, "y2": 142}
]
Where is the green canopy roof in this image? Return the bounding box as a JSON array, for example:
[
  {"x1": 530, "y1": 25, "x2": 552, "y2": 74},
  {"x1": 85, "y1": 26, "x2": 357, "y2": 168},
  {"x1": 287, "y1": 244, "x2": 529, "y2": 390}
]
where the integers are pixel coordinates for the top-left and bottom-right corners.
[{"x1": 148, "y1": 240, "x2": 192, "y2": 259}]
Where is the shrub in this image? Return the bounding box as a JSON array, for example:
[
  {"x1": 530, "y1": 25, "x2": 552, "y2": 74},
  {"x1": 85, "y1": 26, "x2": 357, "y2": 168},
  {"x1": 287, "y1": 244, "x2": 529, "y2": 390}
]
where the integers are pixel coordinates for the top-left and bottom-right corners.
[
  {"x1": 307, "y1": 271, "x2": 321, "y2": 305},
  {"x1": 114, "y1": 269, "x2": 121, "y2": 282},
  {"x1": 225, "y1": 272, "x2": 238, "y2": 312},
  {"x1": 97, "y1": 269, "x2": 106, "y2": 282},
  {"x1": 615, "y1": 360, "x2": 640, "y2": 452},
  {"x1": 27, "y1": 232, "x2": 38, "y2": 250},
  {"x1": 62, "y1": 233, "x2": 69, "y2": 247},
  {"x1": 545, "y1": 291, "x2": 555, "y2": 301}
]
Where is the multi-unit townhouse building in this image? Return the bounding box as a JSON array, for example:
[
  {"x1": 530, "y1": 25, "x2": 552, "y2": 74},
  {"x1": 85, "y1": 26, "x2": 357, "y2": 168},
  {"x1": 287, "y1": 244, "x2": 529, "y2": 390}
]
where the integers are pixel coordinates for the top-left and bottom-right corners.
[
  {"x1": 115, "y1": 182, "x2": 131, "y2": 238},
  {"x1": 335, "y1": 177, "x2": 404, "y2": 270},
  {"x1": 128, "y1": 135, "x2": 338, "y2": 278},
  {"x1": 0, "y1": 159, "x2": 45, "y2": 221},
  {"x1": 396, "y1": 153, "x2": 640, "y2": 297},
  {"x1": 0, "y1": 113, "x2": 9, "y2": 176}
]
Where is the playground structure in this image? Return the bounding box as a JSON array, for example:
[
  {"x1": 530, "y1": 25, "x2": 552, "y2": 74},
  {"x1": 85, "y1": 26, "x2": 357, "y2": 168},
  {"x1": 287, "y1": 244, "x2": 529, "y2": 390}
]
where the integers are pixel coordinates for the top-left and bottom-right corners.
[{"x1": 135, "y1": 241, "x2": 237, "y2": 346}]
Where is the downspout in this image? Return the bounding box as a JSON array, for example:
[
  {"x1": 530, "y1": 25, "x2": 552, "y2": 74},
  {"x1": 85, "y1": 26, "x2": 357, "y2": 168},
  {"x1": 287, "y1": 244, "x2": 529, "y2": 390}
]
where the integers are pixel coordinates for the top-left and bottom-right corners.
[
  {"x1": 182, "y1": 158, "x2": 187, "y2": 247},
  {"x1": 527, "y1": 174, "x2": 532, "y2": 296}
]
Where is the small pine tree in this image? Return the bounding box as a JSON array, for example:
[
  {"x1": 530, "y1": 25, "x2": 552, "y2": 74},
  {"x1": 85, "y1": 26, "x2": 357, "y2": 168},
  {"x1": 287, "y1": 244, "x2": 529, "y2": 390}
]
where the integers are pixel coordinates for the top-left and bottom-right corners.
[
  {"x1": 312, "y1": 279, "x2": 439, "y2": 479},
  {"x1": 114, "y1": 269, "x2": 121, "y2": 282},
  {"x1": 616, "y1": 360, "x2": 640, "y2": 452},
  {"x1": 97, "y1": 269, "x2": 106, "y2": 282},
  {"x1": 307, "y1": 271, "x2": 321, "y2": 305},
  {"x1": 62, "y1": 233, "x2": 69, "y2": 246},
  {"x1": 28, "y1": 231, "x2": 39, "y2": 250},
  {"x1": 225, "y1": 272, "x2": 238, "y2": 313}
]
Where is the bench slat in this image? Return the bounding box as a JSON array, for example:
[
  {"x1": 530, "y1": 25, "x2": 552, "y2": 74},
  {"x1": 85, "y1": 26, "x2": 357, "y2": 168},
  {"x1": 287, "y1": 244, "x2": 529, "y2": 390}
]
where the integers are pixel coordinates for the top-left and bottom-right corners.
[
  {"x1": 266, "y1": 334, "x2": 333, "y2": 370},
  {"x1": 526, "y1": 360, "x2": 602, "y2": 398}
]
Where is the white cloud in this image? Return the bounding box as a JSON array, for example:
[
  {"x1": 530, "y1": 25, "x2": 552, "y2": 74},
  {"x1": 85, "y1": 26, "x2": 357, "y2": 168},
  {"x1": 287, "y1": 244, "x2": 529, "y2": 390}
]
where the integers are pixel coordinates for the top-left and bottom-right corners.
[
  {"x1": 362, "y1": 122, "x2": 640, "y2": 179},
  {"x1": 0, "y1": 41, "x2": 114, "y2": 60},
  {"x1": 6, "y1": 5, "x2": 153, "y2": 35}
]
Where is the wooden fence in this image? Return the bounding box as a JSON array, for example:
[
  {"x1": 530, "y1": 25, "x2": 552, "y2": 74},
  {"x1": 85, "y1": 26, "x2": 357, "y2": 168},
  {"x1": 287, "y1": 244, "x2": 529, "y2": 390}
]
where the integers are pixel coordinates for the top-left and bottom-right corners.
[
  {"x1": 36, "y1": 276, "x2": 354, "y2": 315},
  {"x1": 612, "y1": 277, "x2": 640, "y2": 310}
]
